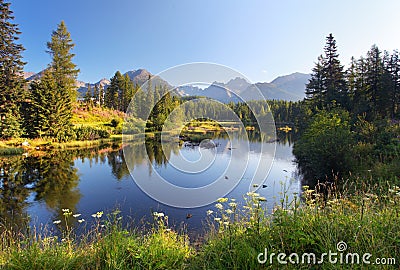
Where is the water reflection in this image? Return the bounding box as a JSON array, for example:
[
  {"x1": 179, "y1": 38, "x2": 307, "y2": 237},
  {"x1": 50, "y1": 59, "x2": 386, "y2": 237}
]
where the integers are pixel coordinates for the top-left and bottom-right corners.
[{"x1": 0, "y1": 131, "x2": 299, "y2": 235}]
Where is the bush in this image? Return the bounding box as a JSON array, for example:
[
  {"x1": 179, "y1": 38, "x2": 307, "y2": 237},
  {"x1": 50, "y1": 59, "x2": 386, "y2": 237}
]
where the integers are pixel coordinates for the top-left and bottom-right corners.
[
  {"x1": 122, "y1": 117, "x2": 145, "y2": 134},
  {"x1": 74, "y1": 126, "x2": 110, "y2": 141},
  {"x1": 110, "y1": 119, "x2": 120, "y2": 128},
  {"x1": 293, "y1": 109, "x2": 355, "y2": 183}
]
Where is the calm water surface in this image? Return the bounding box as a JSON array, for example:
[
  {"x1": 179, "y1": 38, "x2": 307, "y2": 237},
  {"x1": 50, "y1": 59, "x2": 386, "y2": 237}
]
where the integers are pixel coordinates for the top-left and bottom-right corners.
[{"x1": 0, "y1": 132, "x2": 300, "y2": 237}]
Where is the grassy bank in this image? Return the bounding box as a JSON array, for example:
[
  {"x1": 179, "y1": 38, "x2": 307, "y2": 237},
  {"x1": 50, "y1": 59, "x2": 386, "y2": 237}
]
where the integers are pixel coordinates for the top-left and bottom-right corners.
[
  {"x1": 0, "y1": 185, "x2": 398, "y2": 269},
  {"x1": 0, "y1": 136, "x2": 123, "y2": 156},
  {"x1": 0, "y1": 105, "x2": 128, "y2": 156}
]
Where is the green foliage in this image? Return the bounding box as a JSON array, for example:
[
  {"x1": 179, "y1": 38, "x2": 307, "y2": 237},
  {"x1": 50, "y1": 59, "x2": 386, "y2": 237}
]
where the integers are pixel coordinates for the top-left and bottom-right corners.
[
  {"x1": 46, "y1": 20, "x2": 79, "y2": 100},
  {"x1": 293, "y1": 109, "x2": 354, "y2": 182},
  {"x1": 122, "y1": 117, "x2": 145, "y2": 134},
  {"x1": 26, "y1": 71, "x2": 75, "y2": 142},
  {"x1": 0, "y1": 147, "x2": 23, "y2": 155},
  {"x1": 0, "y1": 110, "x2": 23, "y2": 139},
  {"x1": 0, "y1": 208, "x2": 193, "y2": 269},
  {"x1": 0, "y1": 187, "x2": 399, "y2": 269},
  {"x1": 305, "y1": 34, "x2": 348, "y2": 111},
  {"x1": 0, "y1": 0, "x2": 25, "y2": 139},
  {"x1": 192, "y1": 188, "x2": 400, "y2": 269},
  {"x1": 74, "y1": 126, "x2": 110, "y2": 141},
  {"x1": 24, "y1": 21, "x2": 79, "y2": 142},
  {"x1": 295, "y1": 34, "x2": 400, "y2": 186}
]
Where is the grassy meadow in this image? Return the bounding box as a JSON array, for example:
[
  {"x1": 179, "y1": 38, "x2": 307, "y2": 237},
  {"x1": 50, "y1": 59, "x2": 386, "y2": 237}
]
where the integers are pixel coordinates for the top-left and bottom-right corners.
[{"x1": 0, "y1": 184, "x2": 398, "y2": 269}]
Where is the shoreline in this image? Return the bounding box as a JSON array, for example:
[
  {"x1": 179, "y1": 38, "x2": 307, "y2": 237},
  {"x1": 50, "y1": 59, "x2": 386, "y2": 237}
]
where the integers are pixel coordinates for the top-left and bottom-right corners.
[{"x1": 0, "y1": 135, "x2": 123, "y2": 156}]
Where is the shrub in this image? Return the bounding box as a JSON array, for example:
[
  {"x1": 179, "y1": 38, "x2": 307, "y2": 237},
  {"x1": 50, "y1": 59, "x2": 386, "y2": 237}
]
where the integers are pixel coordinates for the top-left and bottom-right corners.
[
  {"x1": 293, "y1": 109, "x2": 355, "y2": 183},
  {"x1": 74, "y1": 126, "x2": 110, "y2": 141}
]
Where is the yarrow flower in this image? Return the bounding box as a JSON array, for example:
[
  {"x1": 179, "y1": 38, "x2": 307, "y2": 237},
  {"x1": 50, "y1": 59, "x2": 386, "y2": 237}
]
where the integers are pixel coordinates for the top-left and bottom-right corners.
[
  {"x1": 225, "y1": 209, "x2": 233, "y2": 214},
  {"x1": 228, "y1": 202, "x2": 237, "y2": 208},
  {"x1": 153, "y1": 212, "x2": 165, "y2": 218},
  {"x1": 214, "y1": 217, "x2": 221, "y2": 221},
  {"x1": 92, "y1": 211, "x2": 103, "y2": 218},
  {"x1": 62, "y1": 209, "x2": 70, "y2": 212},
  {"x1": 78, "y1": 219, "x2": 85, "y2": 223},
  {"x1": 206, "y1": 210, "x2": 214, "y2": 215},
  {"x1": 217, "y1": 197, "x2": 228, "y2": 203},
  {"x1": 72, "y1": 214, "x2": 81, "y2": 218},
  {"x1": 215, "y1": 203, "x2": 223, "y2": 210},
  {"x1": 246, "y1": 192, "x2": 260, "y2": 197},
  {"x1": 53, "y1": 220, "x2": 61, "y2": 224}
]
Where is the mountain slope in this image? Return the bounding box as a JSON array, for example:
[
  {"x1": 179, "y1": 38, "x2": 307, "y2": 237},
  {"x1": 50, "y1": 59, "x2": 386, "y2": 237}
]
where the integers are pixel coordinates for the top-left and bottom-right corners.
[
  {"x1": 174, "y1": 72, "x2": 309, "y2": 102},
  {"x1": 24, "y1": 69, "x2": 309, "y2": 102}
]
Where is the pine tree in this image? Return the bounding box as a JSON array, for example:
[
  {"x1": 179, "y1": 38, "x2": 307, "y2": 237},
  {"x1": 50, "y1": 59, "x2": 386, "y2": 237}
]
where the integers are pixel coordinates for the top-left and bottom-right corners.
[
  {"x1": 28, "y1": 21, "x2": 79, "y2": 141},
  {"x1": 323, "y1": 34, "x2": 347, "y2": 108},
  {"x1": 105, "y1": 71, "x2": 124, "y2": 110},
  {"x1": 46, "y1": 21, "x2": 79, "y2": 100},
  {"x1": 122, "y1": 74, "x2": 134, "y2": 112},
  {"x1": 364, "y1": 45, "x2": 386, "y2": 119},
  {"x1": 84, "y1": 83, "x2": 93, "y2": 108},
  {"x1": 383, "y1": 50, "x2": 400, "y2": 118},
  {"x1": 145, "y1": 75, "x2": 154, "y2": 117},
  {"x1": 0, "y1": 0, "x2": 25, "y2": 139},
  {"x1": 305, "y1": 55, "x2": 325, "y2": 109},
  {"x1": 28, "y1": 70, "x2": 74, "y2": 140},
  {"x1": 305, "y1": 34, "x2": 347, "y2": 111},
  {"x1": 93, "y1": 84, "x2": 99, "y2": 106}
]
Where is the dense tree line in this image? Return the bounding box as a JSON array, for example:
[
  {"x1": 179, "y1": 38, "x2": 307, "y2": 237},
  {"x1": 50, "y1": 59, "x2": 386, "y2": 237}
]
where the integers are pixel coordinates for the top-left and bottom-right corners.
[
  {"x1": 305, "y1": 33, "x2": 399, "y2": 120},
  {"x1": 294, "y1": 33, "x2": 400, "y2": 186}
]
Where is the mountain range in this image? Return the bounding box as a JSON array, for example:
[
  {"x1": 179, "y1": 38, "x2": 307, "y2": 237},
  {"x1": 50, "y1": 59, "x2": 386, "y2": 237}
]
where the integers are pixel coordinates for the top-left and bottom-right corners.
[{"x1": 24, "y1": 69, "x2": 310, "y2": 102}]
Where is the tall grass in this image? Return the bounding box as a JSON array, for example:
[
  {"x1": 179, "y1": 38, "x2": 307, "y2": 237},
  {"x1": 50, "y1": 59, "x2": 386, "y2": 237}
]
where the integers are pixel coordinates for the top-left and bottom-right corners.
[{"x1": 0, "y1": 186, "x2": 399, "y2": 269}]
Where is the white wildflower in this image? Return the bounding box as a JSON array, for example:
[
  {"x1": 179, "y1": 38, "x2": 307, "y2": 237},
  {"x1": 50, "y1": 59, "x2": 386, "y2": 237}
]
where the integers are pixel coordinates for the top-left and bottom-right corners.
[
  {"x1": 215, "y1": 203, "x2": 223, "y2": 210},
  {"x1": 228, "y1": 202, "x2": 237, "y2": 208}
]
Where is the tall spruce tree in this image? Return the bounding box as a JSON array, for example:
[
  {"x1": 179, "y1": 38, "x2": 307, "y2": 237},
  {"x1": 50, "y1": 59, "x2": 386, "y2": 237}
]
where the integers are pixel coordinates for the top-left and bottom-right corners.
[
  {"x1": 105, "y1": 71, "x2": 124, "y2": 110},
  {"x1": 383, "y1": 50, "x2": 400, "y2": 118},
  {"x1": 28, "y1": 21, "x2": 79, "y2": 141},
  {"x1": 46, "y1": 21, "x2": 79, "y2": 100},
  {"x1": 305, "y1": 55, "x2": 325, "y2": 109},
  {"x1": 122, "y1": 74, "x2": 134, "y2": 112},
  {"x1": 364, "y1": 45, "x2": 387, "y2": 119},
  {"x1": 0, "y1": 0, "x2": 25, "y2": 139},
  {"x1": 305, "y1": 34, "x2": 347, "y2": 111},
  {"x1": 323, "y1": 34, "x2": 347, "y2": 107}
]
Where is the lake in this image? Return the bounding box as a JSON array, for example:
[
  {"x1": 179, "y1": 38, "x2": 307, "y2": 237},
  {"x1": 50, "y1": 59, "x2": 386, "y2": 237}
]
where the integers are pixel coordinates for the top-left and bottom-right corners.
[{"x1": 0, "y1": 131, "x2": 300, "y2": 238}]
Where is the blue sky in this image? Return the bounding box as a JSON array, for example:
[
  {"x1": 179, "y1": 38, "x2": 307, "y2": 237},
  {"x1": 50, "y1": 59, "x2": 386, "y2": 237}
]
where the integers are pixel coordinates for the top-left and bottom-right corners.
[{"x1": 11, "y1": 0, "x2": 400, "y2": 83}]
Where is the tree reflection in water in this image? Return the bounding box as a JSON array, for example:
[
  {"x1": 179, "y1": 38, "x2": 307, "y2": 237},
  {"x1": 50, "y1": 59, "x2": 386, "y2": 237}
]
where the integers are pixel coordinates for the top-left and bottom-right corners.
[{"x1": 0, "y1": 130, "x2": 294, "y2": 234}]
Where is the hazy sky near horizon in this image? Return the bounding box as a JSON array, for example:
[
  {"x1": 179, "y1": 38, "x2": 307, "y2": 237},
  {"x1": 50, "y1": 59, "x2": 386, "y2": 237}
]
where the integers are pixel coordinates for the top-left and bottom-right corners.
[{"x1": 11, "y1": 0, "x2": 400, "y2": 83}]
